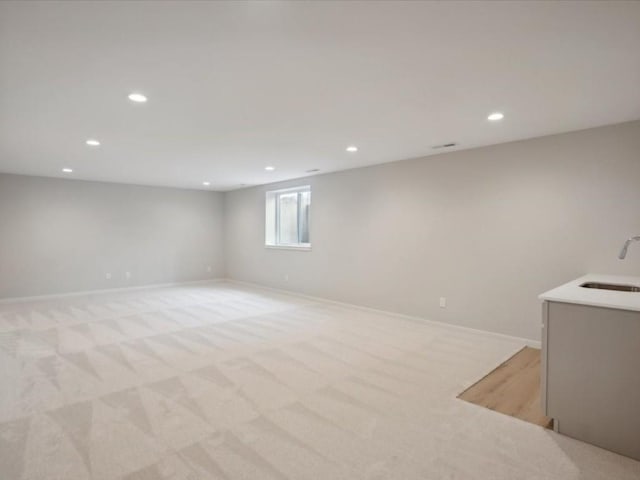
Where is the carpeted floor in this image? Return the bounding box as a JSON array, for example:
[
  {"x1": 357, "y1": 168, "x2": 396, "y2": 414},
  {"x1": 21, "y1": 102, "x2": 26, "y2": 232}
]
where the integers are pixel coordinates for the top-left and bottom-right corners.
[{"x1": 0, "y1": 281, "x2": 638, "y2": 480}]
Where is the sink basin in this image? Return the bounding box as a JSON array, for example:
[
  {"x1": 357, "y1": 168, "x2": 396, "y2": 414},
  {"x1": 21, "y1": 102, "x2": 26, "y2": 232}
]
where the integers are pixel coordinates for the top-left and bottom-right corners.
[{"x1": 580, "y1": 282, "x2": 640, "y2": 292}]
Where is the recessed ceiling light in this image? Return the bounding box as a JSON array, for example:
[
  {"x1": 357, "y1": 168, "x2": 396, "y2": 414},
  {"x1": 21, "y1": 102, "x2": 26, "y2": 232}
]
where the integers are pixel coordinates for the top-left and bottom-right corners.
[
  {"x1": 62, "y1": 168, "x2": 73, "y2": 173},
  {"x1": 346, "y1": 146, "x2": 358, "y2": 152},
  {"x1": 487, "y1": 112, "x2": 504, "y2": 121},
  {"x1": 85, "y1": 139, "x2": 100, "y2": 146},
  {"x1": 128, "y1": 93, "x2": 148, "y2": 103},
  {"x1": 202, "y1": 181, "x2": 210, "y2": 186},
  {"x1": 265, "y1": 166, "x2": 275, "y2": 171}
]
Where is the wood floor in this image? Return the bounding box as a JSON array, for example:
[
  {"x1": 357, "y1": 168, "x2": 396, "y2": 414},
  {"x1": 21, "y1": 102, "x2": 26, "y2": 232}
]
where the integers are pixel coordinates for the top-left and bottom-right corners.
[{"x1": 457, "y1": 346, "x2": 553, "y2": 428}]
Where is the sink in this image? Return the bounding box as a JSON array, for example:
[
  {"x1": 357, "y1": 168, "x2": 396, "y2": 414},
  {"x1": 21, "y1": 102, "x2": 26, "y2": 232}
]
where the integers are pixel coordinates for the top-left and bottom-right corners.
[{"x1": 580, "y1": 282, "x2": 640, "y2": 292}]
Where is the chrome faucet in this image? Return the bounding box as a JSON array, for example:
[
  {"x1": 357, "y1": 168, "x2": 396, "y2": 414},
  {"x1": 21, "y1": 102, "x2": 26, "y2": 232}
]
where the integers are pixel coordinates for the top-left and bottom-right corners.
[{"x1": 619, "y1": 236, "x2": 640, "y2": 259}]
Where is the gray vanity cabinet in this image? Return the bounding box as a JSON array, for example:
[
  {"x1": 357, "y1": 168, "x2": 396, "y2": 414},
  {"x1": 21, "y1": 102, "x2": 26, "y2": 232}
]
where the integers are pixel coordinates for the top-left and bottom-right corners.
[{"x1": 541, "y1": 300, "x2": 640, "y2": 461}]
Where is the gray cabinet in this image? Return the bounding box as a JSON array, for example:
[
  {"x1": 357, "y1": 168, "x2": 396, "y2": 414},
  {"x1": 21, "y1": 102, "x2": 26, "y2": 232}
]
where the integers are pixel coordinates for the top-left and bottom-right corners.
[{"x1": 541, "y1": 301, "x2": 640, "y2": 460}]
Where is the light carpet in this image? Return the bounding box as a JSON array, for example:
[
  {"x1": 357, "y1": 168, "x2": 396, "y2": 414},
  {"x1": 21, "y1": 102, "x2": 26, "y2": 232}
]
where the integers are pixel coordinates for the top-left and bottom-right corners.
[{"x1": 0, "y1": 281, "x2": 638, "y2": 480}]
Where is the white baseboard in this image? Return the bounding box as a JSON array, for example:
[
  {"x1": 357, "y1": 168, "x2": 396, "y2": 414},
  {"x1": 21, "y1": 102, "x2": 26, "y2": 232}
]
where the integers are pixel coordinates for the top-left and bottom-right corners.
[
  {"x1": 0, "y1": 276, "x2": 541, "y2": 349},
  {"x1": 0, "y1": 278, "x2": 225, "y2": 304},
  {"x1": 225, "y1": 278, "x2": 542, "y2": 349}
]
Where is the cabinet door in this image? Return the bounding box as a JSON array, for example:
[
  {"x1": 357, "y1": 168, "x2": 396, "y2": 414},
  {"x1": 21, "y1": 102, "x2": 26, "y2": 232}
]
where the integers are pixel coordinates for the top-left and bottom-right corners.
[{"x1": 547, "y1": 301, "x2": 640, "y2": 460}]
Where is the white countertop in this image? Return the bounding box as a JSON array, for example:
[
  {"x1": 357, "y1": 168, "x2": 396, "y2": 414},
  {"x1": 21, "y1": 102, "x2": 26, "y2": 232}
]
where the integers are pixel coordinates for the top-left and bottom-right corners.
[{"x1": 539, "y1": 274, "x2": 640, "y2": 312}]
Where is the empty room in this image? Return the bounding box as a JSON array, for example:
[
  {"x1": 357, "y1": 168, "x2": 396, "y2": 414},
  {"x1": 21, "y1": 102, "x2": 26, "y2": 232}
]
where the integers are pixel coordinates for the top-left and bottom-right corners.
[{"x1": 1, "y1": 1, "x2": 640, "y2": 479}]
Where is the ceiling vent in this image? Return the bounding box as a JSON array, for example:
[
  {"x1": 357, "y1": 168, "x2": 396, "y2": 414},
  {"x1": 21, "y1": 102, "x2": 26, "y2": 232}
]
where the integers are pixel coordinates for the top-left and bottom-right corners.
[{"x1": 432, "y1": 142, "x2": 457, "y2": 150}]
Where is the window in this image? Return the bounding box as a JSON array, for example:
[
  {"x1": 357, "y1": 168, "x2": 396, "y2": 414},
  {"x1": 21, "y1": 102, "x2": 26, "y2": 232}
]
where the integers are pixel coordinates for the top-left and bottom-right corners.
[{"x1": 265, "y1": 186, "x2": 311, "y2": 249}]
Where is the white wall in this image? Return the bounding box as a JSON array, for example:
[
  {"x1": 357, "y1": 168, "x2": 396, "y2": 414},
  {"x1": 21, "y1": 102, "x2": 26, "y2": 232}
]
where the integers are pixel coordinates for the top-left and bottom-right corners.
[
  {"x1": 0, "y1": 174, "x2": 225, "y2": 298},
  {"x1": 224, "y1": 120, "x2": 640, "y2": 341},
  {"x1": 3, "y1": 121, "x2": 639, "y2": 339}
]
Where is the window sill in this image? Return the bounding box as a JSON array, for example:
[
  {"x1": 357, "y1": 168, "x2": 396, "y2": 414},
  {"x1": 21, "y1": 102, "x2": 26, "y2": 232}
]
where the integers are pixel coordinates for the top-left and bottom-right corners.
[{"x1": 265, "y1": 244, "x2": 312, "y2": 251}]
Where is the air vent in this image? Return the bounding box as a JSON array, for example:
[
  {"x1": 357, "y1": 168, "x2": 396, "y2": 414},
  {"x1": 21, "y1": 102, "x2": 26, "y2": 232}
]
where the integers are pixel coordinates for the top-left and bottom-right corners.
[{"x1": 432, "y1": 142, "x2": 457, "y2": 149}]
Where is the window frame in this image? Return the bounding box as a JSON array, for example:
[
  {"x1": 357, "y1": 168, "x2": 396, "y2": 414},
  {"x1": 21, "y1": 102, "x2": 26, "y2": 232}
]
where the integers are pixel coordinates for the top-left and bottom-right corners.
[{"x1": 265, "y1": 185, "x2": 311, "y2": 251}]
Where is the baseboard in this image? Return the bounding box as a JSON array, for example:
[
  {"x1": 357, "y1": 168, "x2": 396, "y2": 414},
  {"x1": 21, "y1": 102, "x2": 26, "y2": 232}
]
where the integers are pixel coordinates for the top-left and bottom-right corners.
[
  {"x1": 225, "y1": 278, "x2": 542, "y2": 349},
  {"x1": 0, "y1": 276, "x2": 542, "y2": 348},
  {"x1": 0, "y1": 278, "x2": 225, "y2": 304}
]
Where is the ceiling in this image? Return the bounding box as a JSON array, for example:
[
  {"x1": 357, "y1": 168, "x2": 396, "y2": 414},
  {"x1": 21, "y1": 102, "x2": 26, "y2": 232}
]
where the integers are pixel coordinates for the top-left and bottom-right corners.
[{"x1": 1, "y1": 1, "x2": 639, "y2": 191}]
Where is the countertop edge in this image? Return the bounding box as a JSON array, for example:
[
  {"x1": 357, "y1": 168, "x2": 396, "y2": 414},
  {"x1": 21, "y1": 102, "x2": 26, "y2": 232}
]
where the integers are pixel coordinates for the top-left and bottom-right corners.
[{"x1": 539, "y1": 274, "x2": 640, "y2": 312}]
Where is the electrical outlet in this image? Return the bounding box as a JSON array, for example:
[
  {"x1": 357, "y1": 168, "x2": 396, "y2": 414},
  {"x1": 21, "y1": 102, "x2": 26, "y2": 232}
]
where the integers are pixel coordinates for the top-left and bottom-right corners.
[
  {"x1": 105, "y1": 273, "x2": 111, "y2": 280},
  {"x1": 284, "y1": 274, "x2": 289, "y2": 282},
  {"x1": 206, "y1": 265, "x2": 212, "y2": 273},
  {"x1": 125, "y1": 271, "x2": 131, "y2": 279},
  {"x1": 439, "y1": 297, "x2": 447, "y2": 308}
]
